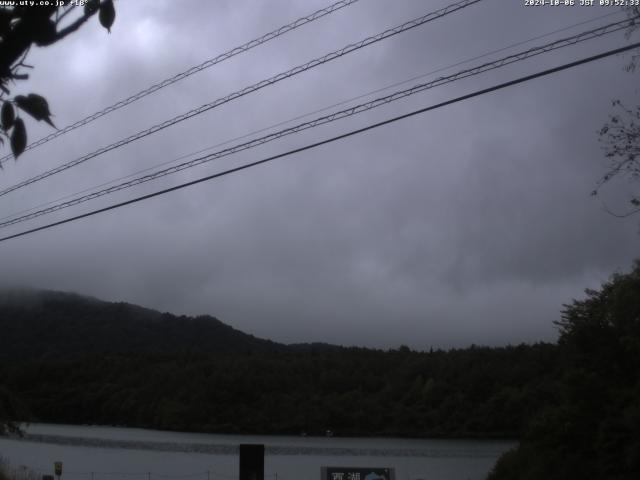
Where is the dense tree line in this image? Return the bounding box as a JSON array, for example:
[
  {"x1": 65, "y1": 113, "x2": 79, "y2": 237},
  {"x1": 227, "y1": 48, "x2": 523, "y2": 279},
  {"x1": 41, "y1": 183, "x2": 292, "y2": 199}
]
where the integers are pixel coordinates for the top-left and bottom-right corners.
[
  {"x1": 488, "y1": 260, "x2": 640, "y2": 480},
  {"x1": 0, "y1": 343, "x2": 559, "y2": 438},
  {"x1": 0, "y1": 289, "x2": 560, "y2": 438}
]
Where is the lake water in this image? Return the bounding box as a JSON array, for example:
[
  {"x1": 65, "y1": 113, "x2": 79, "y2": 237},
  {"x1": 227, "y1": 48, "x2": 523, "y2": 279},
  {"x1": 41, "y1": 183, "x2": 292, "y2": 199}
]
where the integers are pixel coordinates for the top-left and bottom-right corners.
[{"x1": 0, "y1": 424, "x2": 514, "y2": 480}]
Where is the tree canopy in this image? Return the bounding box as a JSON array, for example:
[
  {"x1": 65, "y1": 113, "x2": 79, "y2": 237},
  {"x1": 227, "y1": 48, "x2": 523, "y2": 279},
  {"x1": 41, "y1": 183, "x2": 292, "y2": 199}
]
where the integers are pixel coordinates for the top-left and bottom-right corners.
[
  {"x1": 592, "y1": 6, "x2": 640, "y2": 217},
  {"x1": 489, "y1": 260, "x2": 640, "y2": 480},
  {"x1": 0, "y1": 0, "x2": 115, "y2": 159}
]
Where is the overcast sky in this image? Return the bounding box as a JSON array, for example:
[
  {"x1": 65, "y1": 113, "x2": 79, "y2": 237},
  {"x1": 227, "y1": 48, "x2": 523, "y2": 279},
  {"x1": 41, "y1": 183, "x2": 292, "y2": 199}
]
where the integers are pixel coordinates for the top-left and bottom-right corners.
[{"x1": 0, "y1": 0, "x2": 638, "y2": 349}]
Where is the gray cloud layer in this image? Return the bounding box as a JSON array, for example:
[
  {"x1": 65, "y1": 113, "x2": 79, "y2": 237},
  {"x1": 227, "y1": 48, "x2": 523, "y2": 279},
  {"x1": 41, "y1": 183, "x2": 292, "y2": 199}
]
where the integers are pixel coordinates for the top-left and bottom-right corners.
[{"x1": 1, "y1": 0, "x2": 638, "y2": 348}]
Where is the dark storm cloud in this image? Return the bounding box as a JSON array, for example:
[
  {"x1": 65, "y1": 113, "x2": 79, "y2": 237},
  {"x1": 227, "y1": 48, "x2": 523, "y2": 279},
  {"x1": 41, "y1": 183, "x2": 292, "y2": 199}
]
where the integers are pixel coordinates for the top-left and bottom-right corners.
[{"x1": 0, "y1": 0, "x2": 638, "y2": 348}]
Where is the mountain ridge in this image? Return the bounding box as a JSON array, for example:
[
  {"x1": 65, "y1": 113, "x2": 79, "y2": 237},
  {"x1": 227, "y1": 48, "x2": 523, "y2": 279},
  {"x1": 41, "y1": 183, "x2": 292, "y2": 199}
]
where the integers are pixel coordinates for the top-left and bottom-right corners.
[{"x1": 0, "y1": 288, "x2": 287, "y2": 359}]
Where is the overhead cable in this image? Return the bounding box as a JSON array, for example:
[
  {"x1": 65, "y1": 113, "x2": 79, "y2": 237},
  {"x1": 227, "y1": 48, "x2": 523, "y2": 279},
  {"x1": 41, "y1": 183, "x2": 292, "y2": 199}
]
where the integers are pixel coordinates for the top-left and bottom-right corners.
[
  {"x1": 0, "y1": 0, "x2": 361, "y2": 166},
  {"x1": 0, "y1": 0, "x2": 483, "y2": 198},
  {"x1": 2, "y1": 7, "x2": 623, "y2": 225},
  {"x1": 0, "y1": 16, "x2": 635, "y2": 229},
  {"x1": 1, "y1": 40, "x2": 639, "y2": 244},
  {"x1": 0, "y1": 11, "x2": 624, "y2": 222}
]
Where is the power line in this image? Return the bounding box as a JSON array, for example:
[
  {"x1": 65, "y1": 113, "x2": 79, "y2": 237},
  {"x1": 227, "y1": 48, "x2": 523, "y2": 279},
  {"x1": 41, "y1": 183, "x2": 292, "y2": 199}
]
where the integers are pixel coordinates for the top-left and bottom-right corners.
[
  {"x1": 2, "y1": 40, "x2": 638, "y2": 244},
  {"x1": 0, "y1": 0, "x2": 360, "y2": 166},
  {"x1": 0, "y1": 16, "x2": 634, "y2": 230},
  {"x1": 0, "y1": 0, "x2": 483, "y2": 198},
  {"x1": 1, "y1": 8, "x2": 624, "y2": 225}
]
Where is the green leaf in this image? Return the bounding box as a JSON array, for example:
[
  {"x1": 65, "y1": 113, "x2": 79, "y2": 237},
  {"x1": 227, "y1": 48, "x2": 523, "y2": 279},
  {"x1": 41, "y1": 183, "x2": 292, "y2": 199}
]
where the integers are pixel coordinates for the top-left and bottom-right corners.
[
  {"x1": 0, "y1": 8, "x2": 11, "y2": 37},
  {"x1": 10, "y1": 117, "x2": 26, "y2": 159},
  {"x1": 15, "y1": 93, "x2": 56, "y2": 128},
  {"x1": 99, "y1": 0, "x2": 115, "y2": 33},
  {"x1": 1, "y1": 101, "x2": 14, "y2": 131},
  {"x1": 33, "y1": 19, "x2": 57, "y2": 46},
  {"x1": 84, "y1": 0, "x2": 100, "y2": 16}
]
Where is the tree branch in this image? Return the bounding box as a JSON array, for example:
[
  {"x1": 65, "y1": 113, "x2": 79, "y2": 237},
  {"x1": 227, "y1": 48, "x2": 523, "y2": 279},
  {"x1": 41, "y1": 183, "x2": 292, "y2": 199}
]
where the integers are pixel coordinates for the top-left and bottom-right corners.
[
  {"x1": 55, "y1": 5, "x2": 76, "y2": 26},
  {"x1": 598, "y1": 197, "x2": 640, "y2": 218},
  {"x1": 53, "y1": 3, "x2": 101, "y2": 42}
]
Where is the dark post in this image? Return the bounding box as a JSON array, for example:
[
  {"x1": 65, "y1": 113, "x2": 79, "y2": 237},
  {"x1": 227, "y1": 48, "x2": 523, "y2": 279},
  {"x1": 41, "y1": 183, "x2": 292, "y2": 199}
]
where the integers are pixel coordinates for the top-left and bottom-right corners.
[{"x1": 239, "y1": 444, "x2": 264, "y2": 480}]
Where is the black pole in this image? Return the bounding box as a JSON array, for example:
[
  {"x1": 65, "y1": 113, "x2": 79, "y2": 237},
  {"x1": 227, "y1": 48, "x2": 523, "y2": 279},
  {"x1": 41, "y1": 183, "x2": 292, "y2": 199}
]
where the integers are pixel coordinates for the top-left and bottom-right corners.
[{"x1": 239, "y1": 444, "x2": 264, "y2": 480}]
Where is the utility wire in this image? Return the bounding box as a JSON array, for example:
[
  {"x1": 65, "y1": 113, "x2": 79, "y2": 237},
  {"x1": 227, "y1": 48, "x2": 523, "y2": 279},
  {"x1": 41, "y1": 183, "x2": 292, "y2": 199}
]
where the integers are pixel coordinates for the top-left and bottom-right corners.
[
  {"x1": 1, "y1": 40, "x2": 638, "y2": 244},
  {"x1": 0, "y1": 0, "x2": 483, "y2": 198},
  {"x1": 0, "y1": 8, "x2": 624, "y2": 225},
  {"x1": 0, "y1": 0, "x2": 360, "y2": 166},
  {"x1": 0, "y1": 17, "x2": 634, "y2": 230}
]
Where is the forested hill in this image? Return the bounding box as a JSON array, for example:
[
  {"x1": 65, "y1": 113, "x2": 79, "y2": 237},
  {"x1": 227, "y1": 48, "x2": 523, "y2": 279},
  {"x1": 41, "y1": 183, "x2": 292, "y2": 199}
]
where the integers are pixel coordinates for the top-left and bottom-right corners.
[
  {"x1": 1, "y1": 262, "x2": 639, "y2": 480},
  {"x1": 0, "y1": 288, "x2": 562, "y2": 439},
  {"x1": 0, "y1": 289, "x2": 284, "y2": 359}
]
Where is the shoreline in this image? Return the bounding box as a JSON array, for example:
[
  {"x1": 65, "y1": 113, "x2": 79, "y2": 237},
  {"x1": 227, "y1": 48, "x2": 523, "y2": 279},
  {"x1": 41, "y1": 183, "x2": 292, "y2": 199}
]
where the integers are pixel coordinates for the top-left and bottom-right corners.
[{"x1": 4, "y1": 433, "x2": 514, "y2": 458}]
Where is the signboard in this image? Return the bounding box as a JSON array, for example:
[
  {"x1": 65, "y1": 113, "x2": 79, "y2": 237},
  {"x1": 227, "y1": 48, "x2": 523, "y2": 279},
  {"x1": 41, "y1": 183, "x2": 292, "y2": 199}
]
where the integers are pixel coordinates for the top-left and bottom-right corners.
[
  {"x1": 54, "y1": 462, "x2": 63, "y2": 477},
  {"x1": 321, "y1": 467, "x2": 395, "y2": 480}
]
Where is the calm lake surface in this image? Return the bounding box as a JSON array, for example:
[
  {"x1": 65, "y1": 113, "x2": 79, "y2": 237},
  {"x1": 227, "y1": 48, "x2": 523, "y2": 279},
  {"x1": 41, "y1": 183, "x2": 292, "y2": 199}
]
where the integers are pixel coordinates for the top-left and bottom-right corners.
[{"x1": 0, "y1": 424, "x2": 515, "y2": 480}]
